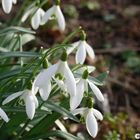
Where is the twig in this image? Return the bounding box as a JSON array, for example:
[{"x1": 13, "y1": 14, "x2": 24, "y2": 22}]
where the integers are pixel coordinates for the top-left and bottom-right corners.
[
  {"x1": 108, "y1": 77, "x2": 138, "y2": 94},
  {"x1": 95, "y1": 47, "x2": 140, "y2": 54}
]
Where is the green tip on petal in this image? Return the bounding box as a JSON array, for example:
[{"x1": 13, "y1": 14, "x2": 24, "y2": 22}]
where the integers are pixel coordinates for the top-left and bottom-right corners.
[{"x1": 55, "y1": 73, "x2": 64, "y2": 80}]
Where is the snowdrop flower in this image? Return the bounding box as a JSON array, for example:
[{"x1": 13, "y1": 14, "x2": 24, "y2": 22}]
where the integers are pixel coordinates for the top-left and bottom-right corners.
[
  {"x1": 42, "y1": 3, "x2": 65, "y2": 31},
  {"x1": 21, "y1": 7, "x2": 45, "y2": 30},
  {"x1": 2, "y1": 90, "x2": 38, "y2": 120},
  {"x1": 67, "y1": 31, "x2": 95, "y2": 64},
  {"x1": 0, "y1": 108, "x2": 9, "y2": 122},
  {"x1": 71, "y1": 67, "x2": 104, "y2": 110},
  {"x1": 2, "y1": 0, "x2": 17, "y2": 14},
  {"x1": 32, "y1": 52, "x2": 76, "y2": 104},
  {"x1": 71, "y1": 107, "x2": 103, "y2": 138}
]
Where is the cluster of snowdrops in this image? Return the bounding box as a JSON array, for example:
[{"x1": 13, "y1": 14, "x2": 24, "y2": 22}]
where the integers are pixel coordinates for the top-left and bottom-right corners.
[{"x1": 0, "y1": 0, "x2": 106, "y2": 138}]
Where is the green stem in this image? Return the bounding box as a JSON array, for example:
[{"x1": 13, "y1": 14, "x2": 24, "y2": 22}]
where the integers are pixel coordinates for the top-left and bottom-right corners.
[{"x1": 62, "y1": 26, "x2": 82, "y2": 44}]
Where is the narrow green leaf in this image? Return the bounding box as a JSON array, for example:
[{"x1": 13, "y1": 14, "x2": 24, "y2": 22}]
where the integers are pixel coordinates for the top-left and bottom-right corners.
[
  {"x1": 95, "y1": 71, "x2": 109, "y2": 83},
  {"x1": 2, "y1": 106, "x2": 51, "y2": 115},
  {"x1": 0, "y1": 52, "x2": 40, "y2": 59},
  {"x1": 25, "y1": 130, "x2": 82, "y2": 140},
  {"x1": 0, "y1": 26, "x2": 35, "y2": 36},
  {"x1": 23, "y1": 99, "x2": 78, "y2": 138},
  {"x1": 0, "y1": 69, "x2": 21, "y2": 80},
  {"x1": 45, "y1": 100, "x2": 79, "y2": 122}
]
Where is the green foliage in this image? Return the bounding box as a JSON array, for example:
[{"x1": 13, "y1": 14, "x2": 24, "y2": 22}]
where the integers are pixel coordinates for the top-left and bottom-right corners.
[
  {"x1": 104, "y1": 130, "x2": 120, "y2": 140},
  {"x1": 122, "y1": 51, "x2": 140, "y2": 73},
  {"x1": 104, "y1": 113, "x2": 136, "y2": 140}
]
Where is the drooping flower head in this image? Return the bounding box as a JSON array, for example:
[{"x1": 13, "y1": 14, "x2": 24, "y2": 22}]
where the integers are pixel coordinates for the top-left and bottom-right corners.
[
  {"x1": 67, "y1": 31, "x2": 95, "y2": 64},
  {"x1": 2, "y1": 90, "x2": 38, "y2": 120},
  {"x1": 2, "y1": 0, "x2": 17, "y2": 14},
  {"x1": 32, "y1": 51, "x2": 76, "y2": 104},
  {"x1": 42, "y1": 0, "x2": 65, "y2": 31},
  {"x1": 70, "y1": 66, "x2": 104, "y2": 110},
  {"x1": 21, "y1": 6, "x2": 45, "y2": 30},
  {"x1": 71, "y1": 107, "x2": 103, "y2": 138}
]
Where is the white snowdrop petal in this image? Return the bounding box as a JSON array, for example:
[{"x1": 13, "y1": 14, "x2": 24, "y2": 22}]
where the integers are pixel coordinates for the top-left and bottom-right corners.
[
  {"x1": 86, "y1": 109, "x2": 98, "y2": 138},
  {"x1": 55, "y1": 6, "x2": 65, "y2": 31},
  {"x1": 76, "y1": 66, "x2": 95, "y2": 75},
  {"x1": 88, "y1": 80, "x2": 104, "y2": 102},
  {"x1": 21, "y1": 7, "x2": 35, "y2": 22},
  {"x1": 93, "y1": 109, "x2": 103, "y2": 120},
  {"x1": 33, "y1": 95, "x2": 39, "y2": 108},
  {"x1": 31, "y1": 10, "x2": 41, "y2": 30},
  {"x1": 72, "y1": 41, "x2": 81, "y2": 47},
  {"x1": 39, "y1": 8, "x2": 46, "y2": 25},
  {"x1": 42, "y1": 5, "x2": 54, "y2": 23},
  {"x1": 0, "y1": 108, "x2": 9, "y2": 122},
  {"x1": 85, "y1": 42, "x2": 95, "y2": 59},
  {"x1": 39, "y1": 81, "x2": 51, "y2": 101},
  {"x1": 63, "y1": 62, "x2": 76, "y2": 97},
  {"x1": 87, "y1": 66, "x2": 96, "y2": 73},
  {"x1": 34, "y1": 64, "x2": 58, "y2": 86},
  {"x1": 25, "y1": 94, "x2": 36, "y2": 120},
  {"x1": 70, "y1": 79, "x2": 85, "y2": 110},
  {"x1": 2, "y1": 0, "x2": 12, "y2": 14},
  {"x1": 2, "y1": 91, "x2": 24, "y2": 105},
  {"x1": 67, "y1": 41, "x2": 80, "y2": 54},
  {"x1": 71, "y1": 107, "x2": 87, "y2": 115},
  {"x1": 32, "y1": 64, "x2": 58, "y2": 95},
  {"x1": 76, "y1": 41, "x2": 86, "y2": 64}
]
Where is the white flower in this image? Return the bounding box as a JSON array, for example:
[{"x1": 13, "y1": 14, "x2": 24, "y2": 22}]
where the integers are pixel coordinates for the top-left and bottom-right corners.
[
  {"x1": 71, "y1": 107, "x2": 103, "y2": 138},
  {"x1": 71, "y1": 67, "x2": 104, "y2": 110},
  {"x1": 32, "y1": 60, "x2": 76, "y2": 102},
  {"x1": 42, "y1": 5, "x2": 65, "y2": 31},
  {"x1": 21, "y1": 7, "x2": 45, "y2": 30},
  {"x1": 53, "y1": 78, "x2": 67, "y2": 92},
  {"x1": 2, "y1": 0, "x2": 17, "y2": 14},
  {"x1": 2, "y1": 90, "x2": 38, "y2": 120},
  {"x1": 0, "y1": 108, "x2": 9, "y2": 122},
  {"x1": 67, "y1": 40, "x2": 95, "y2": 64}
]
